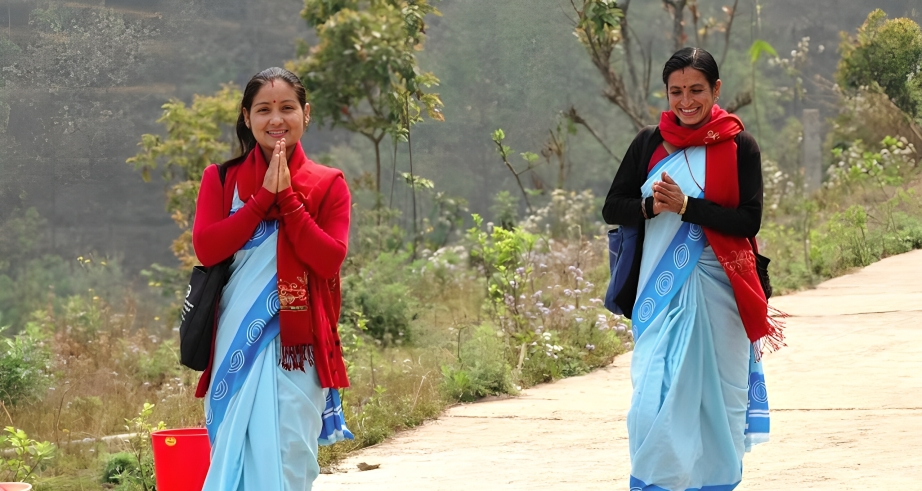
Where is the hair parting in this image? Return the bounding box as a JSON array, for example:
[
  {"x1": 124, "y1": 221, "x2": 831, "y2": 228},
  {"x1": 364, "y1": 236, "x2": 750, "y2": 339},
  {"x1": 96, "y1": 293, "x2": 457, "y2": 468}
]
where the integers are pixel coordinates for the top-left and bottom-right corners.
[{"x1": 662, "y1": 47, "x2": 720, "y2": 89}]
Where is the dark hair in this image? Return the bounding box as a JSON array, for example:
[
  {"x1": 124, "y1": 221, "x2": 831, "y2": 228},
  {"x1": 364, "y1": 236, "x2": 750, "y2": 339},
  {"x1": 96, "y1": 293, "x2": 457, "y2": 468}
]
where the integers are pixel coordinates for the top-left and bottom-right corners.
[
  {"x1": 228, "y1": 67, "x2": 308, "y2": 164},
  {"x1": 662, "y1": 47, "x2": 720, "y2": 89}
]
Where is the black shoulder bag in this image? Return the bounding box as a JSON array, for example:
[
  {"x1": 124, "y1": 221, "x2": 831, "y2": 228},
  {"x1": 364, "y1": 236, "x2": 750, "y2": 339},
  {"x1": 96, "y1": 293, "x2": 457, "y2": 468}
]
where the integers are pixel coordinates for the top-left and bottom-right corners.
[
  {"x1": 179, "y1": 163, "x2": 234, "y2": 371},
  {"x1": 749, "y1": 237, "x2": 773, "y2": 300}
]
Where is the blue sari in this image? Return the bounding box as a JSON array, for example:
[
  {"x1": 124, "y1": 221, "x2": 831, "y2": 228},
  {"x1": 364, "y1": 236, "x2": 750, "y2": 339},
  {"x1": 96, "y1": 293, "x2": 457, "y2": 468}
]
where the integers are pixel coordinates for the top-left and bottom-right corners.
[
  {"x1": 202, "y1": 189, "x2": 353, "y2": 491},
  {"x1": 627, "y1": 147, "x2": 769, "y2": 491}
]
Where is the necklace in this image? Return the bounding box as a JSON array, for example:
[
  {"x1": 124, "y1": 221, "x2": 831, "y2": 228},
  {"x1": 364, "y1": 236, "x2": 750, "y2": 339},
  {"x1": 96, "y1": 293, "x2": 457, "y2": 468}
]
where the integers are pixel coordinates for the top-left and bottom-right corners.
[{"x1": 683, "y1": 149, "x2": 705, "y2": 192}]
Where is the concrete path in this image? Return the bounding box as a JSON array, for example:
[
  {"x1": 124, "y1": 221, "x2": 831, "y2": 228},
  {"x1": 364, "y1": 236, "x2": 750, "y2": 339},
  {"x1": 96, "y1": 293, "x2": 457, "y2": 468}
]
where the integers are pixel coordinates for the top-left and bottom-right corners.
[{"x1": 317, "y1": 250, "x2": 922, "y2": 490}]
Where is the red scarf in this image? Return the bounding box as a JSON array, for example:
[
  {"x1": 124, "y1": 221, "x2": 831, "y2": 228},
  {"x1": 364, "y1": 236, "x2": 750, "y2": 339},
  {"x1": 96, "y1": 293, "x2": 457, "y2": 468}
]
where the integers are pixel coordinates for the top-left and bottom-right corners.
[
  {"x1": 659, "y1": 105, "x2": 785, "y2": 354},
  {"x1": 233, "y1": 142, "x2": 350, "y2": 388}
]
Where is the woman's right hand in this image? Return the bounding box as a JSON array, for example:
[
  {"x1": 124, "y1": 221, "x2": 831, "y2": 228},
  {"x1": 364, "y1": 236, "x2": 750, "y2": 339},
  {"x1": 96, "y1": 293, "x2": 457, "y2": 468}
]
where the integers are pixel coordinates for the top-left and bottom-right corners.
[{"x1": 262, "y1": 140, "x2": 283, "y2": 194}]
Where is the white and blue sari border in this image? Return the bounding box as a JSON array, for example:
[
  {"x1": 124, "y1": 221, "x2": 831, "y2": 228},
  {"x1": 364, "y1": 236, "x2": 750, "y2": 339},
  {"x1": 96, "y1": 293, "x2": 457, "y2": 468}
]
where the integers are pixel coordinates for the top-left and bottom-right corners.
[
  {"x1": 629, "y1": 476, "x2": 740, "y2": 491},
  {"x1": 206, "y1": 278, "x2": 281, "y2": 441}
]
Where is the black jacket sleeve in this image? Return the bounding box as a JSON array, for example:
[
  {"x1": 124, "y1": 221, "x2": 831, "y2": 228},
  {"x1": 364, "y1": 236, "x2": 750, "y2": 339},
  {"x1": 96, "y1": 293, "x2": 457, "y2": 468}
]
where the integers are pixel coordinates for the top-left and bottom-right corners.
[
  {"x1": 680, "y1": 131, "x2": 763, "y2": 237},
  {"x1": 603, "y1": 127, "x2": 658, "y2": 225}
]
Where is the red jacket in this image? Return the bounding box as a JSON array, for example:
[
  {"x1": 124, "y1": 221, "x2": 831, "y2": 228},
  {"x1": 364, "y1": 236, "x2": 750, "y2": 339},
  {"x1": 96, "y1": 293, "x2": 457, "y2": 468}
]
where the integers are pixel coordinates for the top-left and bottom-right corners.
[{"x1": 191, "y1": 155, "x2": 351, "y2": 396}]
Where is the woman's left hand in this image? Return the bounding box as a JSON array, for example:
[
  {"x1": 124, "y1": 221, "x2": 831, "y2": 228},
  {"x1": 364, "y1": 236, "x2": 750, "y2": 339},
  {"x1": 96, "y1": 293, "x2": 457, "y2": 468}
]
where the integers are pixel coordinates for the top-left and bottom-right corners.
[
  {"x1": 653, "y1": 172, "x2": 686, "y2": 214},
  {"x1": 278, "y1": 139, "x2": 292, "y2": 191}
]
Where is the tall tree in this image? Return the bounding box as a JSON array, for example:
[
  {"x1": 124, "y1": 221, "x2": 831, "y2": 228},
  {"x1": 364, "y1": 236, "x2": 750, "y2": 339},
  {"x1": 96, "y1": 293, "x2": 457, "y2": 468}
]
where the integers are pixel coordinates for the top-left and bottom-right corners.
[
  {"x1": 837, "y1": 9, "x2": 922, "y2": 121},
  {"x1": 289, "y1": 0, "x2": 445, "y2": 194},
  {"x1": 127, "y1": 86, "x2": 241, "y2": 270}
]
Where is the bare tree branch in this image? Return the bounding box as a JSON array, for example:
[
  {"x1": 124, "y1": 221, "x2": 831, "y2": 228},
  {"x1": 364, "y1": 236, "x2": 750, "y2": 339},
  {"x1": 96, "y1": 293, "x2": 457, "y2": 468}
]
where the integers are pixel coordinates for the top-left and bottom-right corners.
[
  {"x1": 619, "y1": 0, "x2": 642, "y2": 103},
  {"x1": 564, "y1": 106, "x2": 622, "y2": 163},
  {"x1": 725, "y1": 90, "x2": 753, "y2": 113},
  {"x1": 494, "y1": 139, "x2": 534, "y2": 213},
  {"x1": 662, "y1": 0, "x2": 688, "y2": 51},
  {"x1": 719, "y1": 0, "x2": 740, "y2": 66}
]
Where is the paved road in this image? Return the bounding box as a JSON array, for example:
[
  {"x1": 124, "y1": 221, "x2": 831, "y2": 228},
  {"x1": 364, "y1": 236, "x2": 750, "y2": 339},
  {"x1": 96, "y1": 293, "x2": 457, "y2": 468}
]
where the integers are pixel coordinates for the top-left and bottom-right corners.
[{"x1": 316, "y1": 250, "x2": 922, "y2": 490}]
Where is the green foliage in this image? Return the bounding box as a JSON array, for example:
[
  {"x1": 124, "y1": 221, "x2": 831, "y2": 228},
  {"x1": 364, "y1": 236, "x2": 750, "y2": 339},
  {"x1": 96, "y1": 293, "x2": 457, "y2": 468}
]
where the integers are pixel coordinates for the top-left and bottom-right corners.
[
  {"x1": 465, "y1": 213, "x2": 627, "y2": 384},
  {"x1": 490, "y1": 190, "x2": 519, "y2": 230},
  {"x1": 0, "y1": 426, "x2": 56, "y2": 483},
  {"x1": 521, "y1": 189, "x2": 602, "y2": 240},
  {"x1": 100, "y1": 452, "x2": 139, "y2": 485},
  {"x1": 440, "y1": 324, "x2": 514, "y2": 402},
  {"x1": 749, "y1": 39, "x2": 778, "y2": 64},
  {"x1": 467, "y1": 214, "x2": 538, "y2": 336},
  {"x1": 341, "y1": 252, "x2": 416, "y2": 344},
  {"x1": 837, "y1": 10, "x2": 922, "y2": 119},
  {"x1": 762, "y1": 134, "x2": 922, "y2": 292},
  {"x1": 576, "y1": 0, "x2": 623, "y2": 43},
  {"x1": 127, "y1": 85, "x2": 241, "y2": 271},
  {"x1": 0, "y1": 320, "x2": 52, "y2": 407},
  {"x1": 827, "y1": 136, "x2": 917, "y2": 190},
  {"x1": 291, "y1": 0, "x2": 444, "y2": 192},
  {"x1": 115, "y1": 402, "x2": 165, "y2": 491},
  {"x1": 135, "y1": 339, "x2": 182, "y2": 384}
]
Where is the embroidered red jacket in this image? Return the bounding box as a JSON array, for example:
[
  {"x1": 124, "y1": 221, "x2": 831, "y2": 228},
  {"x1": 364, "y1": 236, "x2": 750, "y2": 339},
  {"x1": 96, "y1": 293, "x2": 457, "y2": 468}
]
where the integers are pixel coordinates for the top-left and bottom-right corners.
[{"x1": 191, "y1": 158, "x2": 351, "y2": 396}]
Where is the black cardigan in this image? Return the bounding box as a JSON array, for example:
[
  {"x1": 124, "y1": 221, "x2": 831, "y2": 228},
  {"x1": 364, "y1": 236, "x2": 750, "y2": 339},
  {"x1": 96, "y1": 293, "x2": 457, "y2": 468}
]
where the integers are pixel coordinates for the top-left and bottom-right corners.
[{"x1": 602, "y1": 126, "x2": 763, "y2": 318}]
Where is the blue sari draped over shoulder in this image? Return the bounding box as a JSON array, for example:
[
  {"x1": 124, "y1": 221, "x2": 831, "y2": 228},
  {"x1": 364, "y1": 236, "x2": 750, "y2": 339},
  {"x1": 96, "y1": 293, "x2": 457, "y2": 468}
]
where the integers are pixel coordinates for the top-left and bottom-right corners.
[
  {"x1": 202, "y1": 189, "x2": 353, "y2": 491},
  {"x1": 627, "y1": 147, "x2": 769, "y2": 491}
]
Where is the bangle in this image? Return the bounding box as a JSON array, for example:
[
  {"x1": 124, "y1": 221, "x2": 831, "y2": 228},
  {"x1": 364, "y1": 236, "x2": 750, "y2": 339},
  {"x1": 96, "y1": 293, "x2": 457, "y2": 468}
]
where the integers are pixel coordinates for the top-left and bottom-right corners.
[
  {"x1": 641, "y1": 199, "x2": 649, "y2": 220},
  {"x1": 281, "y1": 203, "x2": 305, "y2": 217},
  {"x1": 679, "y1": 195, "x2": 689, "y2": 215}
]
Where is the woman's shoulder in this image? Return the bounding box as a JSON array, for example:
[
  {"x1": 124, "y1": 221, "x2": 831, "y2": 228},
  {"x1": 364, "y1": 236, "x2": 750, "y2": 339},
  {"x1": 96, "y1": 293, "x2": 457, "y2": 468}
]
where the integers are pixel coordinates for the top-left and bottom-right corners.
[
  {"x1": 306, "y1": 159, "x2": 345, "y2": 178},
  {"x1": 735, "y1": 130, "x2": 760, "y2": 153},
  {"x1": 636, "y1": 125, "x2": 660, "y2": 142}
]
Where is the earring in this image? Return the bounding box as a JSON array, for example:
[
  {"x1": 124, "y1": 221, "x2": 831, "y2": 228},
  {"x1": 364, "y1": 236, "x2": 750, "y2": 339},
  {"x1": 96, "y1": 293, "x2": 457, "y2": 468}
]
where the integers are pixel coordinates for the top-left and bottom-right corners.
[
  {"x1": 715, "y1": 96, "x2": 720, "y2": 102},
  {"x1": 245, "y1": 121, "x2": 250, "y2": 129}
]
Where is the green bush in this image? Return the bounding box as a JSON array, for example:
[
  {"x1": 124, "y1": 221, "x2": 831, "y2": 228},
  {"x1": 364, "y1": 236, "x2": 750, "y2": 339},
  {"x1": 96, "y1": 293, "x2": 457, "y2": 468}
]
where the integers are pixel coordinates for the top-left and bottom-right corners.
[
  {"x1": 101, "y1": 452, "x2": 139, "y2": 484},
  {"x1": 837, "y1": 9, "x2": 922, "y2": 119},
  {"x1": 0, "y1": 318, "x2": 52, "y2": 407},
  {"x1": 441, "y1": 324, "x2": 515, "y2": 402},
  {"x1": 0, "y1": 426, "x2": 56, "y2": 483},
  {"x1": 340, "y1": 251, "x2": 416, "y2": 345}
]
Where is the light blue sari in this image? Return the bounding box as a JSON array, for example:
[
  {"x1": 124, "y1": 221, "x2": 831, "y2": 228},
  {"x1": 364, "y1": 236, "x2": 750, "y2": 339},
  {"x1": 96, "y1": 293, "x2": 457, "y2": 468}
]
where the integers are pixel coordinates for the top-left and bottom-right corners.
[
  {"x1": 627, "y1": 148, "x2": 769, "y2": 491},
  {"x1": 202, "y1": 189, "x2": 353, "y2": 491}
]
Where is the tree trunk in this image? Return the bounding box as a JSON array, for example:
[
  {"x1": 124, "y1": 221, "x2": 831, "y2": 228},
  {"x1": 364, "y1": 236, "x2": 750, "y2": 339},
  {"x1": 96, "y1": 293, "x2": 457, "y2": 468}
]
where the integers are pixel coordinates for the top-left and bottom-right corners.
[
  {"x1": 663, "y1": 0, "x2": 688, "y2": 51},
  {"x1": 374, "y1": 139, "x2": 382, "y2": 194}
]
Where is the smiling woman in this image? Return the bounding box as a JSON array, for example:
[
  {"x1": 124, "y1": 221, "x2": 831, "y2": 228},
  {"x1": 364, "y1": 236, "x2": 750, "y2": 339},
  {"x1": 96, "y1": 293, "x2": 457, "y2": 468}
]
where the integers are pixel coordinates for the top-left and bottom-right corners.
[
  {"x1": 602, "y1": 48, "x2": 778, "y2": 491},
  {"x1": 191, "y1": 67, "x2": 353, "y2": 491}
]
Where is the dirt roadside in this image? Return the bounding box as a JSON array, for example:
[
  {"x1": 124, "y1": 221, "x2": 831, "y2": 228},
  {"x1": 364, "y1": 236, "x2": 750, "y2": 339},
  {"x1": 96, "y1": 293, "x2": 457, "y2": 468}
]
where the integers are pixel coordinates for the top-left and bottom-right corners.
[{"x1": 316, "y1": 249, "x2": 922, "y2": 490}]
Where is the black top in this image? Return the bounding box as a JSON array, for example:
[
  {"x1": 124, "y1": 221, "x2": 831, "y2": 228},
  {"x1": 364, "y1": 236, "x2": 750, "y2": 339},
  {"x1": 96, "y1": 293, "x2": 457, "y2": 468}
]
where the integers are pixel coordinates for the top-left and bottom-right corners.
[{"x1": 601, "y1": 126, "x2": 763, "y2": 317}]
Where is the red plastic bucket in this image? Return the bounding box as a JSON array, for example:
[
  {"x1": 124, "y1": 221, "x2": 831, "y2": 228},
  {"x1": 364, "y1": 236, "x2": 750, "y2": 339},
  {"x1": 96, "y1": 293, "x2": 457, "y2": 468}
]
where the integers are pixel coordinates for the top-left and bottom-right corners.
[{"x1": 151, "y1": 428, "x2": 211, "y2": 491}]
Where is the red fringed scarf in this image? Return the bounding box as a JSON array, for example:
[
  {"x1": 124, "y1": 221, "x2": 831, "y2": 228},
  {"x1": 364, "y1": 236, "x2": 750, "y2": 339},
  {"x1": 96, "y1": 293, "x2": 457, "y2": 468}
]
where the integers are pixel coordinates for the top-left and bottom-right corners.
[
  {"x1": 659, "y1": 105, "x2": 785, "y2": 354},
  {"x1": 233, "y1": 142, "x2": 349, "y2": 388}
]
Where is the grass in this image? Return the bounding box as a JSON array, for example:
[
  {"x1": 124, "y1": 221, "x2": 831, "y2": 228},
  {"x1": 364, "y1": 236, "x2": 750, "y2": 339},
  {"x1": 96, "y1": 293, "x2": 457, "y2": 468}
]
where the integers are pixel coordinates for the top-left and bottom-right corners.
[{"x1": 0, "y1": 224, "x2": 628, "y2": 486}]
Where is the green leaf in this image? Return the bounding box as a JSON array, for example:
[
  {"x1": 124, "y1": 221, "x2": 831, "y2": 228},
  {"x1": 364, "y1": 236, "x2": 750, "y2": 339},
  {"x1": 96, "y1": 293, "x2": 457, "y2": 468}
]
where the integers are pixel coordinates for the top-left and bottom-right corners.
[{"x1": 749, "y1": 39, "x2": 778, "y2": 64}]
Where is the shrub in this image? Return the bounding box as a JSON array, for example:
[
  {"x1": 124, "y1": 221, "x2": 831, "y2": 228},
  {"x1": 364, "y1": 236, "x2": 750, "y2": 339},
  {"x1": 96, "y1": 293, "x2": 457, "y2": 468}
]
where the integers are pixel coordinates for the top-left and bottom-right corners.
[
  {"x1": 101, "y1": 452, "x2": 139, "y2": 484},
  {"x1": 837, "y1": 9, "x2": 922, "y2": 119},
  {"x1": 340, "y1": 251, "x2": 416, "y2": 345},
  {"x1": 441, "y1": 324, "x2": 515, "y2": 402},
  {"x1": 0, "y1": 319, "x2": 52, "y2": 407},
  {"x1": 0, "y1": 426, "x2": 56, "y2": 483}
]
